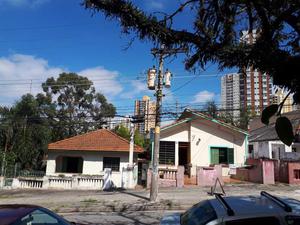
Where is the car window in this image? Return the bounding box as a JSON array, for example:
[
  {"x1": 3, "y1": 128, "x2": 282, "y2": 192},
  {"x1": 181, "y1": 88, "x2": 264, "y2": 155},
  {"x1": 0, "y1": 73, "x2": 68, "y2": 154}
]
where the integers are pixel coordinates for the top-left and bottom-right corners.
[
  {"x1": 12, "y1": 209, "x2": 69, "y2": 225},
  {"x1": 286, "y1": 216, "x2": 300, "y2": 225},
  {"x1": 180, "y1": 200, "x2": 217, "y2": 225},
  {"x1": 225, "y1": 217, "x2": 280, "y2": 225}
]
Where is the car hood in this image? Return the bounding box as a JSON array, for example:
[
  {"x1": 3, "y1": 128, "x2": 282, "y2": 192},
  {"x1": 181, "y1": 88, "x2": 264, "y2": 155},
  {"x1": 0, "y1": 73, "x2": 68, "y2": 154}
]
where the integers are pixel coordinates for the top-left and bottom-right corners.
[{"x1": 160, "y1": 213, "x2": 181, "y2": 225}]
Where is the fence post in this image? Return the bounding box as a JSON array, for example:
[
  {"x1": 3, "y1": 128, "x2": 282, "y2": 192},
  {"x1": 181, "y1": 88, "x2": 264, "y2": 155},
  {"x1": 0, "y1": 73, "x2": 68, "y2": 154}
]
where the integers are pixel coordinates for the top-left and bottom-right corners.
[{"x1": 176, "y1": 166, "x2": 184, "y2": 188}]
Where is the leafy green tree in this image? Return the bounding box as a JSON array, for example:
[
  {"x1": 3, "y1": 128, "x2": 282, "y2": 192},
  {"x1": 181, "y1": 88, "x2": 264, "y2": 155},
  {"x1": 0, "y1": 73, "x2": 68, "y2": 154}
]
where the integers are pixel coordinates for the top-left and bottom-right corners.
[
  {"x1": 114, "y1": 124, "x2": 147, "y2": 147},
  {"x1": 134, "y1": 129, "x2": 145, "y2": 147},
  {"x1": 114, "y1": 124, "x2": 131, "y2": 140},
  {"x1": 202, "y1": 101, "x2": 218, "y2": 118},
  {"x1": 0, "y1": 106, "x2": 17, "y2": 174},
  {"x1": 40, "y1": 72, "x2": 116, "y2": 140},
  {"x1": 238, "y1": 108, "x2": 252, "y2": 130},
  {"x1": 0, "y1": 94, "x2": 51, "y2": 170},
  {"x1": 13, "y1": 94, "x2": 51, "y2": 169}
]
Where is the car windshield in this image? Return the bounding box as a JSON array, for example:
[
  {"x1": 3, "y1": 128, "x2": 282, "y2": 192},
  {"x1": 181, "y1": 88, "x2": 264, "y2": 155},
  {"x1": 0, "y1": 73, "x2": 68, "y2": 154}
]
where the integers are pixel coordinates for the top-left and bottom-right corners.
[{"x1": 180, "y1": 200, "x2": 217, "y2": 225}]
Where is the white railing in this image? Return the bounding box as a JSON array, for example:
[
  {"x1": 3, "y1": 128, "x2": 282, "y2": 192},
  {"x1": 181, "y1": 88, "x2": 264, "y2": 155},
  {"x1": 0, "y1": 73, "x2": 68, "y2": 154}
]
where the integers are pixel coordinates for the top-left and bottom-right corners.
[
  {"x1": 19, "y1": 178, "x2": 43, "y2": 189},
  {"x1": 159, "y1": 168, "x2": 177, "y2": 180},
  {"x1": 48, "y1": 177, "x2": 72, "y2": 189},
  {"x1": 77, "y1": 176, "x2": 103, "y2": 190}
]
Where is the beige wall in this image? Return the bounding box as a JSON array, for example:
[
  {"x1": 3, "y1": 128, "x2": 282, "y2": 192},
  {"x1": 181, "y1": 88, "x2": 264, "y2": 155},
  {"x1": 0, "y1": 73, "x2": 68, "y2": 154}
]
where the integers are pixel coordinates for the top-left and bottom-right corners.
[
  {"x1": 161, "y1": 119, "x2": 247, "y2": 176},
  {"x1": 161, "y1": 122, "x2": 189, "y2": 142},
  {"x1": 46, "y1": 150, "x2": 136, "y2": 187},
  {"x1": 190, "y1": 120, "x2": 246, "y2": 175}
]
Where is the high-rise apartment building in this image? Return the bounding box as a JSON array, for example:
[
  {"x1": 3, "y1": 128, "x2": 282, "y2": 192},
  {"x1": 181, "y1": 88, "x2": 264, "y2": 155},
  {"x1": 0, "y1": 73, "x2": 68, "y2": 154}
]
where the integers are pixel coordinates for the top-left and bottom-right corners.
[
  {"x1": 272, "y1": 88, "x2": 294, "y2": 114},
  {"x1": 134, "y1": 96, "x2": 156, "y2": 134},
  {"x1": 242, "y1": 68, "x2": 273, "y2": 115},
  {"x1": 221, "y1": 73, "x2": 241, "y2": 120},
  {"x1": 221, "y1": 30, "x2": 273, "y2": 119},
  {"x1": 221, "y1": 71, "x2": 273, "y2": 119}
]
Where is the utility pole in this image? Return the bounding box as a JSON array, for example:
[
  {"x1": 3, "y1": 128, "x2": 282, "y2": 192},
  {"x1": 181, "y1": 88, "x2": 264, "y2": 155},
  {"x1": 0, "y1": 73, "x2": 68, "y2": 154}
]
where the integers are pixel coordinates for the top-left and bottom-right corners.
[
  {"x1": 149, "y1": 45, "x2": 186, "y2": 202},
  {"x1": 129, "y1": 122, "x2": 134, "y2": 167},
  {"x1": 150, "y1": 50, "x2": 164, "y2": 202}
]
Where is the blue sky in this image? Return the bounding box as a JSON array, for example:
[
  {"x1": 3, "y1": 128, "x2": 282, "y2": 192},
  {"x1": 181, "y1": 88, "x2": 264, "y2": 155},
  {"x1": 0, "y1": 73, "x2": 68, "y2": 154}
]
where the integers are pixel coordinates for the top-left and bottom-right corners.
[{"x1": 0, "y1": 0, "x2": 236, "y2": 118}]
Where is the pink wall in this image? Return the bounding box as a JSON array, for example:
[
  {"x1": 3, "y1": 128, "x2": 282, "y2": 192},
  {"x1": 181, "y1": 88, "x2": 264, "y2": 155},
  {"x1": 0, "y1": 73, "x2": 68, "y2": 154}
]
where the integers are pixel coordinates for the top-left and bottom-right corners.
[
  {"x1": 234, "y1": 168, "x2": 249, "y2": 181},
  {"x1": 247, "y1": 159, "x2": 263, "y2": 183},
  {"x1": 233, "y1": 158, "x2": 275, "y2": 184},
  {"x1": 262, "y1": 160, "x2": 275, "y2": 184},
  {"x1": 288, "y1": 163, "x2": 300, "y2": 185},
  {"x1": 147, "y1": 166, "x2": 184, "y2": 188},
  {"x1": 196, "y1": 165, "x2": 223, "y2": 186}
]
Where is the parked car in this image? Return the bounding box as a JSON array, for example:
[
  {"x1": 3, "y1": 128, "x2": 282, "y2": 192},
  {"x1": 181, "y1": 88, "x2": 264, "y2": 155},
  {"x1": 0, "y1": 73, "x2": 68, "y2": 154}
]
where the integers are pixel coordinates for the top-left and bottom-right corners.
[
  {"x1": 0, "y1": 204, "x2": 82, "y2": 225},
  {"x1": 160, "y1": 191, "x2": 300, "y2": 225}
]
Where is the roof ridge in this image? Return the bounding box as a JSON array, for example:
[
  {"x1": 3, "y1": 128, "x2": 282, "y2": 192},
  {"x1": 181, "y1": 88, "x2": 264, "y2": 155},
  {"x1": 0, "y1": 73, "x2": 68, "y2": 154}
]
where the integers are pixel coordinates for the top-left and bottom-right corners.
[
  {"x1": 187, "y1": 109, "x2": 248, "y2": 134},
  {"x1": 49, "y1": 129, "x2": 103, "y2": 145}
]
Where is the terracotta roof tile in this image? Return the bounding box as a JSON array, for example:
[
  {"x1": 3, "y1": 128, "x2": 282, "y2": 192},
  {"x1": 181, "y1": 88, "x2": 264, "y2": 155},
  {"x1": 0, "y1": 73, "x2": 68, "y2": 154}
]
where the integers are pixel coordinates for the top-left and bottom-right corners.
[{"x1": 48, "y1": 129, "x2": 144, "y2": 153}]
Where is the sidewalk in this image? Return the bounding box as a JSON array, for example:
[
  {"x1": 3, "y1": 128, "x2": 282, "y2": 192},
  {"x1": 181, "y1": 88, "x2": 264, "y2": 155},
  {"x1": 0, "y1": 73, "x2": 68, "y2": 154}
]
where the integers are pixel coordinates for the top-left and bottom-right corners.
[{"x1": 1, "y1": 183, "x2": 300, "y2": 213}]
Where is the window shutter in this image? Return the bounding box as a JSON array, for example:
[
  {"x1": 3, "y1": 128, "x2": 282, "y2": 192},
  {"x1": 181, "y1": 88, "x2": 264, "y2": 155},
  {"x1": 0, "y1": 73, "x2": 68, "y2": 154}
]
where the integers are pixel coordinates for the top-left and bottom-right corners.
[
  {"x1": 228, "y1": 148, "x2": 234, "y2": 164},
  {"x1": 210, "y1": 148, "x2": 219, "y2": 164}
]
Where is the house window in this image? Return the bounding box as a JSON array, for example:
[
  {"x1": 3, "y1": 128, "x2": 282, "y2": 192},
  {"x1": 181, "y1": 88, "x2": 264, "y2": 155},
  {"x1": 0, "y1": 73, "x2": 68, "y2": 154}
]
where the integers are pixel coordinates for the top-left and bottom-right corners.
[
  {"x1": 55, "y1": 156, "x2": 83, "y2": 173},
  {"x1": 248, "y1": 145, "x2": 254, "y2": 154},
  {"x1": 210, "y1": 147, "x2": 234, "y2": 165},
  {"x1": 294, "y1": 170, "x2": 300, "y2": 180},
  {"x1": 159, "y1": 141, "x2": 175, "y2": 165},
  {"x1": 103, "y1": 157, "x2": 120, "y2": 171}
]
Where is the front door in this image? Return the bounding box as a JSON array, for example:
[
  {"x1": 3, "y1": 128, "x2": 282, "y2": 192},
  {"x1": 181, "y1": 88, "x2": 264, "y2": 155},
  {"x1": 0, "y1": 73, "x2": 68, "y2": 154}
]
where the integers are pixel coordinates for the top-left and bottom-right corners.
[{"x1": 179, "y1": 142, "x2": 190, "y2": 175}]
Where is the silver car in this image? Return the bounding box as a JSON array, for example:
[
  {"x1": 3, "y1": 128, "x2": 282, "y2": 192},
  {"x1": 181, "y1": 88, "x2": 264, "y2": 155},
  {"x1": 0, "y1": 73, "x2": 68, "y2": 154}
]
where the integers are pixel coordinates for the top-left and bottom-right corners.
[{"x1": 160, "y1": 191, "x2": 300, "y2": 225}]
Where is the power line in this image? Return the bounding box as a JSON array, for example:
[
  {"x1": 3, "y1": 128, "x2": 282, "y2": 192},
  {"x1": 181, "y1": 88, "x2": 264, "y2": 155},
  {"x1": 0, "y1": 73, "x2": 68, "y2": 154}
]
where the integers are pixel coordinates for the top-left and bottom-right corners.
[{"x1": 0, "y1": 23, "x2": 97, "y2": 32}]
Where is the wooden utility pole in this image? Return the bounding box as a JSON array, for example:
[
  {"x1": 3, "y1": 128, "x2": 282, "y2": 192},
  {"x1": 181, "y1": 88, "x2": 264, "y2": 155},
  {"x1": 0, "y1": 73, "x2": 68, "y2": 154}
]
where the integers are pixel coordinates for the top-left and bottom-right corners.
[
  {"x1": 150, "y1": 50, "x2": 164, "y2": 202},
  {"x1": 150, "y1": 45, "x2": 186, "y2": 202}
]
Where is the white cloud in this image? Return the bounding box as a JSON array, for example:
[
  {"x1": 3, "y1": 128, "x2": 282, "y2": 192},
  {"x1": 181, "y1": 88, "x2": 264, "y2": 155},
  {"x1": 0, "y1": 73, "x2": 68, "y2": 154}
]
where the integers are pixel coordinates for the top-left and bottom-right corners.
[
  {"x1": 0, "y1": 54, "x2": 63, "y2": 98},
  {"x1": 122, "y1": 80, "x2": 151, "y2": 99},
  {"x1": 0, "y1": 0, "x2": 49, "y2": 7},
  {"x1": 145, "y1": 1, "x2": 165, "y2": 10},
  {"x1": 79, "y1": 67, "x2": 123, "y2": 97},
  {"x1": 0, "y1": 54, "x2": 124, "y2": 103},
  {"x1": 191, "y1": 90, "x2": 215, "y2": 103}
]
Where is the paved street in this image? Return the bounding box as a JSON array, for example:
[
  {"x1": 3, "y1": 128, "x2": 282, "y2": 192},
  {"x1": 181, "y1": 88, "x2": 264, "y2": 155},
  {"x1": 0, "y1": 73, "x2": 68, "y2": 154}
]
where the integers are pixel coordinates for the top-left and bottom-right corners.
[{"x1": 2, "y1": 184, "x2": 300, "y2": 224}]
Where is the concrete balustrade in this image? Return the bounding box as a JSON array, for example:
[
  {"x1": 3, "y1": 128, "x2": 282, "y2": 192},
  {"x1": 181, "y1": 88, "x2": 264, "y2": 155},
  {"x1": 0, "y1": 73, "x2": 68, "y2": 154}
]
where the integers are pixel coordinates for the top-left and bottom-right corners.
[{"x1": 147, "y1": 166, "x2": 185, "y2": 188}]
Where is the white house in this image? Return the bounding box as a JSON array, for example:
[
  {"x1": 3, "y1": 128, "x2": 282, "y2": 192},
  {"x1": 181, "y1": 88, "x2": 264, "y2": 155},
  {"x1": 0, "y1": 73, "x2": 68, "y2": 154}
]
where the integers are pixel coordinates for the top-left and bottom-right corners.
[
  {"x1": 249, "y1": 110, "x2": 300, "y2": 160},
  {"x1": 158, "y1": 109, "x2": 248, "y2": 181},
  {"x1": 45, "y1": 129, "x2": 143, "y2": 188}
]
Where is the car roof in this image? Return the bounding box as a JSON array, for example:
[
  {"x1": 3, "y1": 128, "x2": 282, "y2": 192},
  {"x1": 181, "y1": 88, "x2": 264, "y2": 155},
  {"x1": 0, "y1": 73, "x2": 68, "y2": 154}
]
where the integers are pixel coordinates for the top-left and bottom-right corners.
[
  {"x1": 209, "y1": 195, "x2": 300, "y2": 219},
  {"x1": 0, "y1": 204, "x2": 40, "y2": 225}
]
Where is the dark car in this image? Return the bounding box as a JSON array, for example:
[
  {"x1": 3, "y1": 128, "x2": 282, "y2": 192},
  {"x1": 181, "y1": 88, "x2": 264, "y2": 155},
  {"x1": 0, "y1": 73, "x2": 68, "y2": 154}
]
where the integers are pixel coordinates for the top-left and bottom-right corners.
[
  {"x1": 160, "y1": 191, "x2": 300, "y2": 225},
  {"x1": 0, "y1": 204, "x2": 80, "y2": 225}
]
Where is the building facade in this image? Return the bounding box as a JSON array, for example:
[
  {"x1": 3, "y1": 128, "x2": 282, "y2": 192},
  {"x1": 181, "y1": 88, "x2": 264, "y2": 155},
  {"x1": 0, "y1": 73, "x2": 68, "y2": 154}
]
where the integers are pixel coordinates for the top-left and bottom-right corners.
[
  {"x1": 45, "y1": 129, "x2": 144, "y2": 188},
  {"x1": 221, "y1": 71, "x2": 272, "y2": 119},
  {"x1": 221, "y1": 30, "x2": 273, "y2": 120},
  {"x1": 134, "y1": 96, "x2": 156, "y2": 134},
  {"x1": 272, "y1": 88, "x2": 294, "y2": 114},
  {"x1": 221, "y1": 73, "x2": 241, "y2": 120},
  {"x1": 159, "y1": 109, "x2": 248, "y2": 181}
]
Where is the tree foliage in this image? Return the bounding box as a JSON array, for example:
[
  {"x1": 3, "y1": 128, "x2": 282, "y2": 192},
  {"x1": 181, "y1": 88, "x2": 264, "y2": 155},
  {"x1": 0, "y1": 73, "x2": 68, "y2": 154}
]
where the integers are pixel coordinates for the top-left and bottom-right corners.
[
  {"x1": 202, "y1": 101, "x2": 218, "y2": 118},
  {"x1": 114, "y1": 124, "x2": 147, "y2": 147},
  {"x1": 84, "y1": 0, "x2": 299, "y2": 102},
  {"x1": 0, "y1": 73, "x2": 116, "y2": 170},
  {"x1": 0, "y1": 94, "x2": 51, "y2": 170},
  {"x1": 84, "y1": 0, "x2": 299, "y2": 144},
  {"x1": 41, "y1": 72, "x2": 116, "y2": 140}
]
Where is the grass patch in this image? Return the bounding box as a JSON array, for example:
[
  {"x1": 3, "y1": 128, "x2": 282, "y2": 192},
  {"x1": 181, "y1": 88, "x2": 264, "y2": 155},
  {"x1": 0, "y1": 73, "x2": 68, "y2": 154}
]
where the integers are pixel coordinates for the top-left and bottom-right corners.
[{"x1": 81, "y1": 198, "x2": 98, "y2": 203}]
